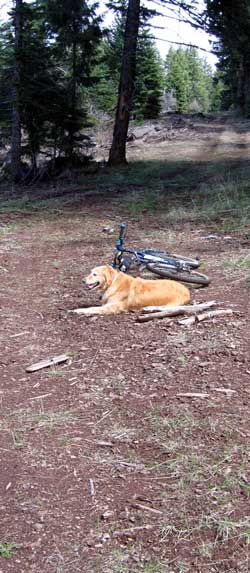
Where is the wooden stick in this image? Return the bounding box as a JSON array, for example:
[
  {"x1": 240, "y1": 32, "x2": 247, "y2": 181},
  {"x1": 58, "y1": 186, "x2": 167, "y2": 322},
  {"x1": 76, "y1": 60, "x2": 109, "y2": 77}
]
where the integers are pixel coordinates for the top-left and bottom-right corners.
[
  {"x1": 26, "y1": 353, "x2": 69, "y2": 373},
  {"x1": 179, "y1": 308, "x2": 233, "y2": 325},
  {"x1": 113, "y1": 524, "x2": 154, "y2": 538},
  {"x1": 178, "y1": 316, "x2": 196, "y2": 325},
  {"x1": 142, "y1": 301, "x2": 216, "y2": 313},
  {"x1": 89, "y1": 478, "x2": 95, "y2": 497},
  {"x1": 177, "y1": 392, "x2": 210, "y2": 399},
  {"x1": 197, "y1": 309, "x2": 233, "y2": 322},
  {"x1": 131, "y1": 502, "x2": 163, "y2": 515},
  {"x1": 138, "y1": 301, "x2": 216, "y2": 323}
]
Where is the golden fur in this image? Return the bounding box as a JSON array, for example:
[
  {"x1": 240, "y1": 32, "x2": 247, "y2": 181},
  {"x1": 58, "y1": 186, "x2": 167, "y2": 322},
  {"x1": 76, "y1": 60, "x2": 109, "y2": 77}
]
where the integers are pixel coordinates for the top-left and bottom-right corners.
[{"x1": 72, "y1": 265, "x2": 190, "y2": 316}]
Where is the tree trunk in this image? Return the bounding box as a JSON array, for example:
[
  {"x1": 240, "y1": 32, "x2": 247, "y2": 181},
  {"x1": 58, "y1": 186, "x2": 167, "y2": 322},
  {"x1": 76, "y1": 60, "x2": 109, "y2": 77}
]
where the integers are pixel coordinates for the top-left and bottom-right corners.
[
  {"x1": 68, "y1": 26, "x2": 77, "y2": 162},
  {"x1": 108, "y1": 0, "x2": 140, "y2": 165},
  {"x1": 11, "y1": 0, "x2": 22, "y2": 181}
]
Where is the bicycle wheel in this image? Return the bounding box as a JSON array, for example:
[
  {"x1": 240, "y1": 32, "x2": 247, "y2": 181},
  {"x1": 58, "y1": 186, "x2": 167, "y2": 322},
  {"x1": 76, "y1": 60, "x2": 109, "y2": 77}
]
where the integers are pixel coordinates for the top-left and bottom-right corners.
[
  {"x1": 143, "y1": 250, "x2": 200, "y2": 269},
  {"x1": 146, "y1": 263, "x2": 210, "y2": 286}
]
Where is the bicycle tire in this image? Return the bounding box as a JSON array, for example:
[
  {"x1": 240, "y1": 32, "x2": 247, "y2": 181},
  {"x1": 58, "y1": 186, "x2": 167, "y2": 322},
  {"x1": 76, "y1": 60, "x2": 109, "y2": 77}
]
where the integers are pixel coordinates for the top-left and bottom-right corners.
[
  {"x1": 143, "y1": 250, "x2": 200, "y2": 269},
  {"x1": 146, "y1": 263, "x2": 210, "y2": 286}
]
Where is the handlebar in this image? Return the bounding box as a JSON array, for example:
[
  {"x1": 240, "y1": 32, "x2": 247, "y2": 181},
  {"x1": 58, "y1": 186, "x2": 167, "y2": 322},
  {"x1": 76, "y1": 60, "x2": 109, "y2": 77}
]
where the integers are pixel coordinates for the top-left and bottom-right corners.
[{"x1": 117, "y1": 223, "x2": 126, "y2": 248}]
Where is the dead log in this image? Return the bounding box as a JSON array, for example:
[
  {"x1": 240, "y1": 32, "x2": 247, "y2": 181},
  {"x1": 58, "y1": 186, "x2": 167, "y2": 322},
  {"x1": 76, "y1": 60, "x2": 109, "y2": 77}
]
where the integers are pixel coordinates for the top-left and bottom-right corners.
[{"x1": 138, "y1": 301, "x2": 216, "y2": 323}]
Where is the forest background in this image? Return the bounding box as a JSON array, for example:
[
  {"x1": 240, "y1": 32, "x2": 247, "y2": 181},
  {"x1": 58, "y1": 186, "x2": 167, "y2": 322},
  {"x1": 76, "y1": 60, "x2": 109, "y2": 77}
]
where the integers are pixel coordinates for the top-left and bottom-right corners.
[{"x1": 0, "y1": 0, "x2": 250, "y2": 180}]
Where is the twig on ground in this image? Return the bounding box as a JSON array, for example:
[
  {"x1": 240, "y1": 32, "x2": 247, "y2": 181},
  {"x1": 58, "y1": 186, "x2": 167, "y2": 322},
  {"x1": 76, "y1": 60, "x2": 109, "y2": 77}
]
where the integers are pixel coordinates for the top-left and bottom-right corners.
[
  {"x1": 176, "y1": 392, "x2": 210, "y2": 399},
  {"x1": 29, "y1": 393, "x2": 52, "y2": 400},
  {"x1": 89, "y1": 478, "x2": 95, "y2": 497},
  {"x1": 89, "y1": 349, "x2": 99, "y2": 368},
  {"x1": 214, "y1": 388, "x2": 236, "y2": 395},
  {"x1": 95, "y1": 441, "x2": 114, "y2": 447},
  {"x1": 10, "y1": 331, "x2": 29, "y2": 338},
  {"x1": 113, "y1": 524, "x2": 154, "y2": 538},
  {"x1": 26, "y1": 353, "x2": 69, "y2": 373},
  {"x1": 131, "y1": 502, "x2": 163, "y2": 515},
  {"x1": 91, "y1": 409, "x2": 114, "y2": 427}
]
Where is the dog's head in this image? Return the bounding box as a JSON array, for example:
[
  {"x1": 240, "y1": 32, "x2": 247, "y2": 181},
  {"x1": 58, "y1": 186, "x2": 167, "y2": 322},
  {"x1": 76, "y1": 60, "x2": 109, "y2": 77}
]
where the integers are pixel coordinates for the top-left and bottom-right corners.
[{"x1": 84, "y1": 265, "x2": 116, "y2": 292}]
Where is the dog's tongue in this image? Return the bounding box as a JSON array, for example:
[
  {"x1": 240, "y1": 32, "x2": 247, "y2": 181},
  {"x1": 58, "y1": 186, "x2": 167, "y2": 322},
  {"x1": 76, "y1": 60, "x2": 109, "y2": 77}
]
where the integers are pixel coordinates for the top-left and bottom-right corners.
[{"x1": 87, "y1": 282, "x2": 97, "y2": 290}]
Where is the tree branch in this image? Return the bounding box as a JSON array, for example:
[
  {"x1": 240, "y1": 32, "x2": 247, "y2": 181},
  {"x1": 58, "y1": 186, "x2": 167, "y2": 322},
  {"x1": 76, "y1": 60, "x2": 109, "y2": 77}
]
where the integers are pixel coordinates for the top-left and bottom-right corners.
[{"x1": 147, "y1": 35, "x2": 217, "y2": 55}]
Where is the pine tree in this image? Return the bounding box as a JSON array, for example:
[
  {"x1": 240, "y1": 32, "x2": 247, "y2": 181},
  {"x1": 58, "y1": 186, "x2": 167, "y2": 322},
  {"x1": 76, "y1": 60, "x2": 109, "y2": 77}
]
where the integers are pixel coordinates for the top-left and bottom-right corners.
[
  {"x1": 165, "y1": 46, "x2": 220, "y2": 113},
  {"x1": 92, "y1": 10, "x2": 164, "y2": 121},
  {"x1": 46, "y1": 0, "x2": 102, "y2": 161},
  {"x1": 133, "y1": 29, "x2": 164, "y2": 120},
  {"x1": 206, "y1": 0, "x2": 250, "y2": 114},
  {"x1": 11, "y1": 0, "x2": 22, "y2": 180},
  {"x1": 165, "y1": 48, "x2": 191, "y2": 112},
  {"x1": 186, "y1": 48, "x2": 210, "y2": 112}
]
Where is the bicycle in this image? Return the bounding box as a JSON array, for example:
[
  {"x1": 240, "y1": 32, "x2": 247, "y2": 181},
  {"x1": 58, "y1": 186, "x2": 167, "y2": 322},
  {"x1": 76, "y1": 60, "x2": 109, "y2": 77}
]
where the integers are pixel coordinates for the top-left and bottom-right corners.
[{"x1": 111, "y1": 223, "x2": 210, "y2": 286}]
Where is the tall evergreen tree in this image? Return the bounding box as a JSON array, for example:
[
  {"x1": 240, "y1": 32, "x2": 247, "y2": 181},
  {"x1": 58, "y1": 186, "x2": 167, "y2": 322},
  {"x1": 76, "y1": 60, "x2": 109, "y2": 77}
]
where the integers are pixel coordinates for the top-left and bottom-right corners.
[
  {"x1": 92, "y1": 9, "x2": 164, "y2": 121},
  {"x1": 165, "y1": 46, "x2": 221, "y2": 113},
  {"x1": 187, "y1": 48, "x2": 210, "y2": 112},
  {"x1": 11, "y1": 0, "x2": 22, "y2": 180},
  {"x1": 165, "y1": 47, "x2": 191, "y2": 112},
  {"x1": 205, "y1": 0, "x2": 250, "y2": 114},
  {"x1": 133, "y1": 29, "x2": 164, "y2": 120},
  {"x1": 46, "y1": 0, "x2": 102, "y2": 161}
]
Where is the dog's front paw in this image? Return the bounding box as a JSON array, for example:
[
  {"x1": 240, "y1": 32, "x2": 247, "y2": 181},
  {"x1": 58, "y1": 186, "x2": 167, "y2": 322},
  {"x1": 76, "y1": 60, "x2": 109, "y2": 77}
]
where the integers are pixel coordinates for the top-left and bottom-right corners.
[{"x1": 69, "y1": 308, "x2": 87, "y2": 315}]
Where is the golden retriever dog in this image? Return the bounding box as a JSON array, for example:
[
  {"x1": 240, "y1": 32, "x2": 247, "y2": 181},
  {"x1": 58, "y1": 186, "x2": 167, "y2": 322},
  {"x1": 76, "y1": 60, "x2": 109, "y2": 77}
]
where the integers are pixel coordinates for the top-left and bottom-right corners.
[{"x1": 72, "y1": 265, "x2": 190, "y2": 316}]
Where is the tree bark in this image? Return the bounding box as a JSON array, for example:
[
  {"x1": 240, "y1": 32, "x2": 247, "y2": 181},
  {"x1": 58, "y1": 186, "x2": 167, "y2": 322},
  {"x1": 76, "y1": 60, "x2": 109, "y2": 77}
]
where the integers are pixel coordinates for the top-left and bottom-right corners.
[
  {"x1": 108, "y1": 0, "x2": 140, "y2": 165},
  {"x1": 11, "y1": 0, "x2": 22, "y2": 181}
]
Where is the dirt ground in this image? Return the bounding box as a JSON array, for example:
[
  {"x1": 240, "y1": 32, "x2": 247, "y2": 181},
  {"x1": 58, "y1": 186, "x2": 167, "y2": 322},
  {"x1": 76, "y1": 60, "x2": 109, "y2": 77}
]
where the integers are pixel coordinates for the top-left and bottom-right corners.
[{"x1": 0, "y1": 115, "x2": 250, "y2": 573}]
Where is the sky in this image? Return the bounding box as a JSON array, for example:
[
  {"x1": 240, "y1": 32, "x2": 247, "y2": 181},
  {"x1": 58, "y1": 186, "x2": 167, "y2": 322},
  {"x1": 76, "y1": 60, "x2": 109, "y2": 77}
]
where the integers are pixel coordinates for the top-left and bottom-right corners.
[
  {"x1": 147, "y1": 0, "x2": 218, "y2": 67},
  {"x1": 0, "y1": 0, "x2": 218, "y2": 68}
]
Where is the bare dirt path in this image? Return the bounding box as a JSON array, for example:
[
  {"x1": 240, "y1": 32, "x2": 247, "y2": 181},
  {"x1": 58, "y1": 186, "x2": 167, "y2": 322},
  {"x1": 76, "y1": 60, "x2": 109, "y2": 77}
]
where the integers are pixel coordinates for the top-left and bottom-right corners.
[{"x1": 0, "y1": 115, "x2": 250, "y2": 573}]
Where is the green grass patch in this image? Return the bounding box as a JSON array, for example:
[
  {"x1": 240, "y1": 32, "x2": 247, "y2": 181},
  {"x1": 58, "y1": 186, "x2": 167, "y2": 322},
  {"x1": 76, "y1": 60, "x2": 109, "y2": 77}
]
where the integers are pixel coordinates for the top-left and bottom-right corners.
[
  {"x1": 0, "y1": 157, "x2": 250, "y2": 228},
  {"x1": 0, "y1": 543, "x2": 17, "y2": 559}
]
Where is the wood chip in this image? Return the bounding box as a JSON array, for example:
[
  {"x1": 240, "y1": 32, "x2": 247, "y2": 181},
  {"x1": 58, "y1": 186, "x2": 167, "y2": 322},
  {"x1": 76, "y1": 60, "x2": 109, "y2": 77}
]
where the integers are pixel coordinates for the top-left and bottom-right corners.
[{"x1": 26, "y1": 353, "x2": 69, "y2": 373}]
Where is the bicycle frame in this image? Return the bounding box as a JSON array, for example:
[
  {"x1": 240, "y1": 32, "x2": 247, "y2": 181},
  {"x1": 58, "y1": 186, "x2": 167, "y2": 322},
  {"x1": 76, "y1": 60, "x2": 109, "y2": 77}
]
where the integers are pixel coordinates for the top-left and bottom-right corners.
[{"x1": 112, "y1": 224, "x2": 182, "y2": 271}]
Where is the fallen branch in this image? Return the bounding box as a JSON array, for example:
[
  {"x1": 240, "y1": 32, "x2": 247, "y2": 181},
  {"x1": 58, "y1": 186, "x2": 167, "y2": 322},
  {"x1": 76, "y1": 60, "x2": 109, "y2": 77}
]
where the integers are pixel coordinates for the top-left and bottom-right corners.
[
  {"x1": 197, "y1": 309, "x2": 233, "y2": 322},
  {"x1": 179, "y1": 308, "x2": 233, "y2": 325},
  {"x1": 138, "y1": 301, "x2": 216, "y2": 323},
  {"x1": 131, "y1": 502, "x2": 163, "y2": 515},
  {"x1": 26, "y1": 353, "x2": 69, "y2": 373}
]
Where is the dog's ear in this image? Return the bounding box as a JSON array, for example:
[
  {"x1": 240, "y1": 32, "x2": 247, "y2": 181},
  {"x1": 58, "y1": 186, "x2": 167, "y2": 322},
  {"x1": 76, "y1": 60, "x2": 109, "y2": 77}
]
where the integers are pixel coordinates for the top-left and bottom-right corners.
[{"x1": 103, "y1": 265, "x2": 115, "y2": 286}]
